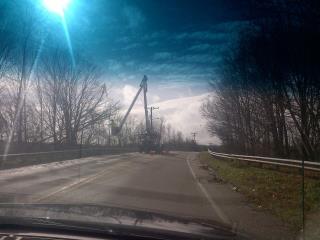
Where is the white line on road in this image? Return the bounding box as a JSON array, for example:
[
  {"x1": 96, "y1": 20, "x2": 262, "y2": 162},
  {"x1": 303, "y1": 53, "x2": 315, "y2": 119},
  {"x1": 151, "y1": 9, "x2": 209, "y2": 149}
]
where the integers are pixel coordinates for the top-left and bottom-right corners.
[
  {"x1": 33, "y1": 158, "x2": 121, "y2": 202},
  {"x1": 0, "y1": 155, "x2": 123, "y2": 181},
  {"x1": 186, "y1": 156, "x2": 230, "y2": 224}
]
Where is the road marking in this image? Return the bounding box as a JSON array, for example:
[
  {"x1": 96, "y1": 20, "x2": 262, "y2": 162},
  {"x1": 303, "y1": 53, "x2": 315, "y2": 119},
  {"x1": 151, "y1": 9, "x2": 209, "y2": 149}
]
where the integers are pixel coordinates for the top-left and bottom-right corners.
[
  {"x1": 186, "y1": 156, "x2": 229, "y2": 224},
  {"x1": 0, "y1": 155, "x2": 127, "y2": 182},
  {"x1": 33, "y1": 158, "x2": 121, "y2": 202}
]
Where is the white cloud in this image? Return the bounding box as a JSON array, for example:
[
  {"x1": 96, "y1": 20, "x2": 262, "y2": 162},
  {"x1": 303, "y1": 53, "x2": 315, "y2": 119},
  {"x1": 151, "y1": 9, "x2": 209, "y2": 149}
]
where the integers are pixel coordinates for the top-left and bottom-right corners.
[
  {"x1": 174, "y1": 31, "x2": 227, "y2": 42},
  {"x1": 153, "y1": 52, "x2": 173, "y2": 60},
  {"x1": 122, "y1": 43, "x2": 141, "y2": 50},
  {"x1": 130, "y1": 93, "x2": 220, "y2": 145},
  {"x1": 147, "y1": 41, "x2": 158, "y2": 47},
  {"x1": 188, "y1": 43, "x2": 212, "y2": 51},
  {"x1": 112, "y1": 83, "x2": 158, "y2": 109},
  {"x1": 123, "y1": 6, "x2": 145, "y2": 29},
  {"x1": 151, "y1": 94, "x2": 161, "y2": 103},
  {"x1": 111, "y1": 83, "x2": 218, "y2": 145},
  {"x1": 176, "y1": 54, "x2": 214, "y2": 63},
  {"x1": 122, "y1": 84, "x2": 140, "y2": 106},
  {"x1": 107, "y1": 60, "x2": 123, "y2": 72}
]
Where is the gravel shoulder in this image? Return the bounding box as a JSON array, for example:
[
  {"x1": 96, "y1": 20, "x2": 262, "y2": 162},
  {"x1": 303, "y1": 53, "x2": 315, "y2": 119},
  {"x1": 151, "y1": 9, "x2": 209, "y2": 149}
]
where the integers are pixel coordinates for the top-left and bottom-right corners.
[{"x1": 187, "y1": 152, "x2": 296, "y2": 240}]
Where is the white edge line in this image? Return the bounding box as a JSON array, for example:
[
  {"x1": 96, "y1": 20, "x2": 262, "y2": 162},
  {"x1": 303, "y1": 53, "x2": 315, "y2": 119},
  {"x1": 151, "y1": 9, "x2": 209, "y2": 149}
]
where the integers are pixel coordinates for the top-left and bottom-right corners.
[
  {"x1": 0, "y1": 156, "x2": 120, "y2": 181},
  {"x1": 33, "y1": 158, "x2": 120, "y2": 202},
  {"x1": 186, "y1": 157, "x2": 230, "y2": 224}
]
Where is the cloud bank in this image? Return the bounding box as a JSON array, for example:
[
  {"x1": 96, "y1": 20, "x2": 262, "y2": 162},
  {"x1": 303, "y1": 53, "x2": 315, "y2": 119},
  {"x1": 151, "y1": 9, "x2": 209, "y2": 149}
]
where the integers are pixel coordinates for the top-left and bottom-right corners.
[{"x1": 113, "y1": 85, "x2": 220, "y2": 145}]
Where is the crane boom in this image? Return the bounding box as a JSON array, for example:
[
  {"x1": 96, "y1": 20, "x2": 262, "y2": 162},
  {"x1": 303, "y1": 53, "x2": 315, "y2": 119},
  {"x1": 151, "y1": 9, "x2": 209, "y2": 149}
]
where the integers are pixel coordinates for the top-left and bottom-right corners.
[
  {"x1": 112, "y1": 75, "x2": 149, "y2": 135},
  {"x1": 111, "y1": 75, "x2": 163, "y2": 154},
  {"x1": 142, "y1": 76, "x2": 150, "y2": 133}
]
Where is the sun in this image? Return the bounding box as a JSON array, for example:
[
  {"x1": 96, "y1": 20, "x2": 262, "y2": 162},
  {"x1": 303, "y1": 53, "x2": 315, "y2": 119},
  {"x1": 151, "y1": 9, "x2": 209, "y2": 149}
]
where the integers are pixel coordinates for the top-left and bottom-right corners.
[{"x1": 42, "y1": 0, "x2": 71, "y2": 15}]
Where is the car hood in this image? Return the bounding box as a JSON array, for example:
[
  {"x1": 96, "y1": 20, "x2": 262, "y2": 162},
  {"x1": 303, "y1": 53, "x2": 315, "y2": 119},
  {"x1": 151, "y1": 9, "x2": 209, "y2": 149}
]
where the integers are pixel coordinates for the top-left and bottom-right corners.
[{"x1": 0, "y1": 203, "x2": 246, "y2": 239}]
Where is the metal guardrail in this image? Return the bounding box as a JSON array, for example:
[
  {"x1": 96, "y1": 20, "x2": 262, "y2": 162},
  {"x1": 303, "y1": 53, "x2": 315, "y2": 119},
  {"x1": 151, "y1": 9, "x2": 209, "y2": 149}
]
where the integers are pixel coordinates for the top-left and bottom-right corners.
[
  {"x1": 208, "y1": 149, "x2": 320, "y2": 172},
  {"x1": 0, "y1": 147, "x2": 137, "y2": 170},
  {"x1": 0, "y1": 147, "x2": 115, "y2": 158},
  {"x1": 0, "y1": 147, "x2": 137, "y2": 157}
]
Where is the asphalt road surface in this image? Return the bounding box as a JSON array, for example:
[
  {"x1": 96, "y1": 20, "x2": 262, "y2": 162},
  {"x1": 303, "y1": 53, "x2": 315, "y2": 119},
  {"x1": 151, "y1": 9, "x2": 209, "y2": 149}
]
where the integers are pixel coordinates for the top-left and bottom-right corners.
[
  {"x1": 0, "y1": 152, "x2": 299, "y2": 240},
  {"x1": 0, "y1": 152, "x2": 223, "y2": 222}
]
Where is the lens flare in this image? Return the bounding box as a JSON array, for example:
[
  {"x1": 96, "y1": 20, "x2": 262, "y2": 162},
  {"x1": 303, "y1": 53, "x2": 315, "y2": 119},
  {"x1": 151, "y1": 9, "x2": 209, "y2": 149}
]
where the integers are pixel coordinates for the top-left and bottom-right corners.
[
  {"x1": 43, "y1": 0, "x2": 70, "y2": 15},
  {"x1": 42, "y1": 0, "x2": 75, "y2": 67},
  {"x1": 61, "y1": 14, "x2": 75, "y2": 67}
]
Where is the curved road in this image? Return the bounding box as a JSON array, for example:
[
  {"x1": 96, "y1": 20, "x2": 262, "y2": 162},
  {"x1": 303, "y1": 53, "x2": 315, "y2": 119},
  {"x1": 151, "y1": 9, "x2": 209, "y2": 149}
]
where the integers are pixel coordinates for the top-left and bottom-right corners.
[{"x1": 0, "y1": 152, "x2": 223, "y2": 222}]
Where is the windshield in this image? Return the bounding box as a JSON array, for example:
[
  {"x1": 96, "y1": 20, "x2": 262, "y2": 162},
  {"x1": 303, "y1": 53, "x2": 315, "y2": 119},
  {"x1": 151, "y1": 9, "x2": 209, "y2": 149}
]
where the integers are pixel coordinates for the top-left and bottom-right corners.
[{"x1": 0, "y1": 0, "x2": 319, "y2": 239}]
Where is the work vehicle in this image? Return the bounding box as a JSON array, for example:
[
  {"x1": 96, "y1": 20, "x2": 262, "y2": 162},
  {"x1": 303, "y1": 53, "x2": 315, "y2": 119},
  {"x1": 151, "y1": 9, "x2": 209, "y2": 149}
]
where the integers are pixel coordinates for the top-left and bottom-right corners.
[{"x1": 112, "y1": 76, "x2": 163, "y2": 153}]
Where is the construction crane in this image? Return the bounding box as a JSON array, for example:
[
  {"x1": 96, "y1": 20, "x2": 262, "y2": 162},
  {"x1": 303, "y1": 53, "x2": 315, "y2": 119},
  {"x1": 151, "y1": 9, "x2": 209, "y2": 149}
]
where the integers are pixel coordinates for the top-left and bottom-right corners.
[{"x1": 111, "y1": 75, "x2": 162, "y2": 153}]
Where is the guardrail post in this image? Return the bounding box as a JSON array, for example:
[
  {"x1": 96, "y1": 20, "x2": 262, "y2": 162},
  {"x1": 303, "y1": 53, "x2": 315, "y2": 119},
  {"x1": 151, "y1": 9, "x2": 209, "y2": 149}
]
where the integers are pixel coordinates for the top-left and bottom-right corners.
[{"x1": 79, "y1": 130, "x2": 84, "y2": 158}]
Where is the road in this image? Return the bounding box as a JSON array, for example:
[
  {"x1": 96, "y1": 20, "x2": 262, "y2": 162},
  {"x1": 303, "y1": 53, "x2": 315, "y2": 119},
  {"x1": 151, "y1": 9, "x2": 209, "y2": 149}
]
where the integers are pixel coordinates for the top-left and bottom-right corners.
[
  {"x1": 0, "y1": 152, "x2": 298, "y2": 239},
  {"x1": 0, "y1": 152, "x2": 223, "y2": 222}
]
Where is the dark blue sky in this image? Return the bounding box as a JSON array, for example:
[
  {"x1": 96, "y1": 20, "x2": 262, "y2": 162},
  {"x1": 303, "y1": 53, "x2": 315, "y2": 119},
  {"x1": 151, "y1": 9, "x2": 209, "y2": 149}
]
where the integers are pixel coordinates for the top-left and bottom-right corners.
[
  {"x1": 1, "y1": 0, "x2": 251, "y2": 143},
  {"x1": 1, "y1": 0, "x2": 250, "y2": 99},
  {"x1": 59, "y1": 0, "x2": 250, "y2": 143},
  {"x1": 57, "y1": 0, "x2": 249, "y2": 98}
]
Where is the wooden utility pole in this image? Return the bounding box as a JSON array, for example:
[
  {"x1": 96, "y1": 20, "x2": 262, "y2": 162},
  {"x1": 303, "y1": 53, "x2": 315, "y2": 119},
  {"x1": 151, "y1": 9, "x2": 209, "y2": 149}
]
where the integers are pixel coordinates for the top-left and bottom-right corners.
[{"x1": 191, "y1": 132, "x2": 197, "y2": 143}]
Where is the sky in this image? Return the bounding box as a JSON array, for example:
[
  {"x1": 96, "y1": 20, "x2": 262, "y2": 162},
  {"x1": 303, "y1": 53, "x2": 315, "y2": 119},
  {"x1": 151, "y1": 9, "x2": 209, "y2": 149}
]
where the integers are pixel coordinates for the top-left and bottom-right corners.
[
  {"x1": 57, "y1": 0, "x2": 250, "y2": 144},
  {"x1": 5, "y1": 0, "x2": 251, "y2": 144}
]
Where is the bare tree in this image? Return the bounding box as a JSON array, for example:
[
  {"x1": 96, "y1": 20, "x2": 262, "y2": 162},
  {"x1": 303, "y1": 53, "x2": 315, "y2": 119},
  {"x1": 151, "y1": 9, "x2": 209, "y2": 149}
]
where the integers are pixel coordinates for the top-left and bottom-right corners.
[
  {"x1": 38, "y1": 47, "x2": 118, "y2": 146},
  {"x1": 202, "y1": 0, "x2": 320, "y2": 161}
]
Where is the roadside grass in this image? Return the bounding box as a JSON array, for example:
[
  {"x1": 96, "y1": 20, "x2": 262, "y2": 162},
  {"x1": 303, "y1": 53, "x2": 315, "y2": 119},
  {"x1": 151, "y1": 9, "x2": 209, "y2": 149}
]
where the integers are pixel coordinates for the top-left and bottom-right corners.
[{"x1": 199, "y1": 152, "x2": 320, "y2": 231}]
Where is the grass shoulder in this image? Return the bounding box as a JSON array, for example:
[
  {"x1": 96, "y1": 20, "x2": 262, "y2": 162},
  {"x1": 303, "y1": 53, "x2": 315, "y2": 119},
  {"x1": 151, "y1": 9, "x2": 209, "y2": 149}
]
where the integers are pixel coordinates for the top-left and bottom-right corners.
[{"x1": 199, "y1": 152, "x2": 320, "y2": 233}]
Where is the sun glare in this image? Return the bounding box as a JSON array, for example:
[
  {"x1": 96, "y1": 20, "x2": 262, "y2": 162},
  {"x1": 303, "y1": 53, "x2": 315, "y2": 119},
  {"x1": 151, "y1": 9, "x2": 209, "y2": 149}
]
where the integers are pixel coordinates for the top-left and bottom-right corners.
[{"x1": 43, "y1": 0, "x2": 71, "y2": 15}]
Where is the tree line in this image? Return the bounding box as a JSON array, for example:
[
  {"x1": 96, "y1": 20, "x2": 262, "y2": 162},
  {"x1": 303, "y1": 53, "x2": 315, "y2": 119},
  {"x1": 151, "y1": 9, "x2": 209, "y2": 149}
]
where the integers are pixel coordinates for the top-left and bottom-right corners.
[
  {"x1": 115, "y1": 116, "x2": 197, "y2": 150},
  {"x1": 0, "y1": 1, "x2": 193, "y2": 153},
  {"x1": 0, "y1": 2, "x2": 116, "y2": 150},
  {"x1": 202, "y1": 0, "x2": 320, "y2": 161}
]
